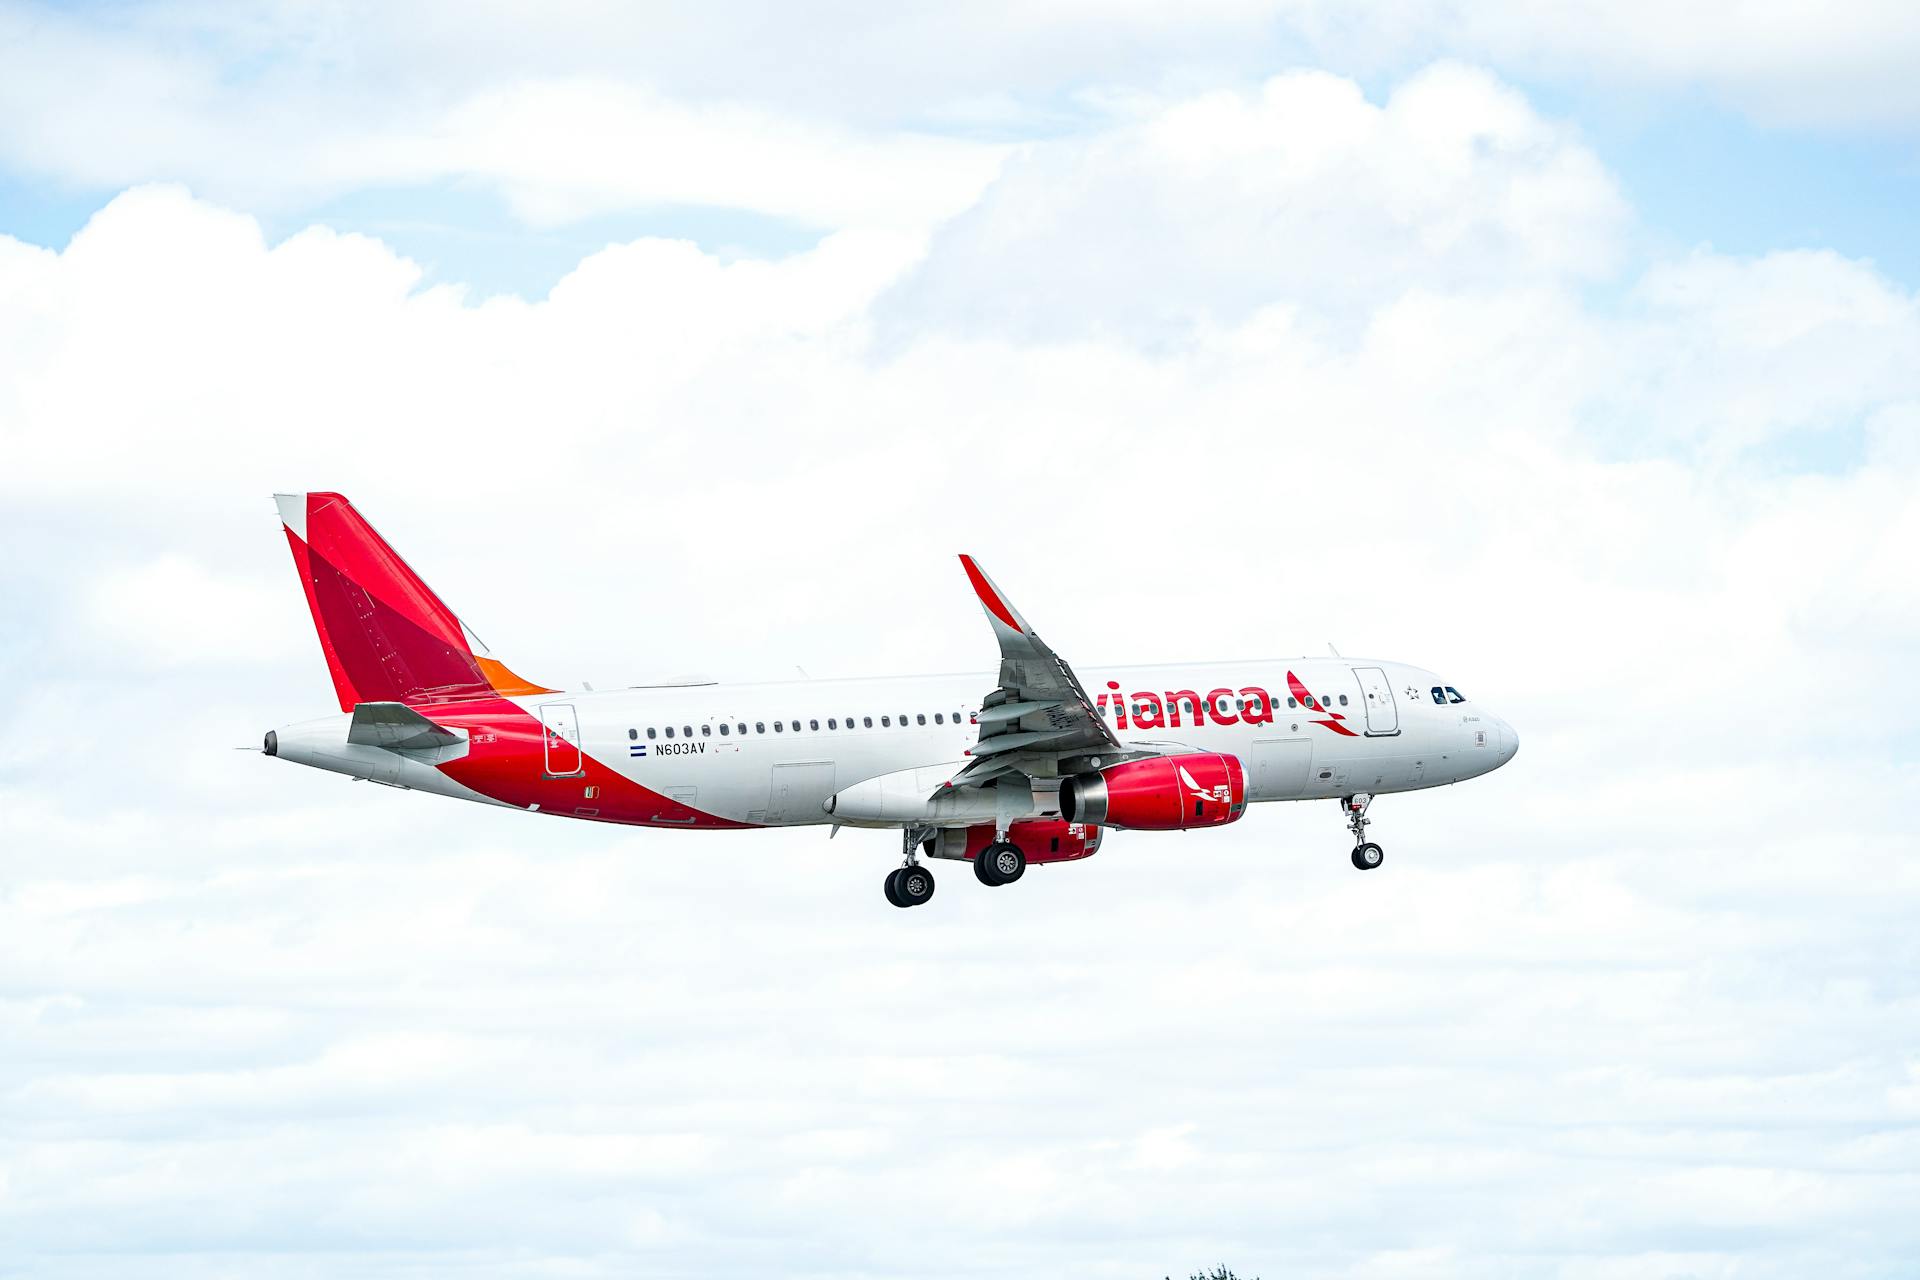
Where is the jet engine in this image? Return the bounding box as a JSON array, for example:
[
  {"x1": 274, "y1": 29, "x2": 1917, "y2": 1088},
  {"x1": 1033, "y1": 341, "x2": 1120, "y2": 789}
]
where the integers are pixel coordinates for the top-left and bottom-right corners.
[
  {"x1": 1058, "y1": 753, "x2": 1246, "y2": 830},
  {"x1": 927, "y1": 820, "x2": 1103, "y2": 864}
]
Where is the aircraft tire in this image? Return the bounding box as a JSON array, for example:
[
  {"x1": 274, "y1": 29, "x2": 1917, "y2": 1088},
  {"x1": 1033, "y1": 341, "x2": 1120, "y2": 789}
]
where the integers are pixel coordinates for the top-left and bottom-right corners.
[
  {"x1": 981, "y1": 841, "x2": 1026, "y2": 886},
  {"x1": 884, "y1": 869, "x2": 907, "y2": 907},
  {"x1": 1351, "y1": 842, "x2": 1384, "y2": 871},
  {"x1": 896, "y1": 864, "x2": 936, "y2": 906}
]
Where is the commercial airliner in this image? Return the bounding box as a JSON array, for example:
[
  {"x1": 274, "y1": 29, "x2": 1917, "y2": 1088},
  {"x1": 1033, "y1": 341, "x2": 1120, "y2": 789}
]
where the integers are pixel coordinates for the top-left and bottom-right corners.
[{"x1": 264, "y1": 492, "x2": 1518, "y2": 906}]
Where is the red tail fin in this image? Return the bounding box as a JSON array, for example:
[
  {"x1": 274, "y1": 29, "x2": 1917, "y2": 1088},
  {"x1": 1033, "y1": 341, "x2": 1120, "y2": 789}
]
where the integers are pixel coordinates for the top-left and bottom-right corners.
[{"x1": 275, "y1": 492, "x2": 549, "y2": 710}]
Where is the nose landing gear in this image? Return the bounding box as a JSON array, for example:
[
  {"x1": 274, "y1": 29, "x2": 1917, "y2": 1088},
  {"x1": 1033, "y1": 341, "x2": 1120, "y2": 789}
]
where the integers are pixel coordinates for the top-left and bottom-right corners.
[{"x1": 1343, "y1": 793, "x2": 1384, "y2": 871}]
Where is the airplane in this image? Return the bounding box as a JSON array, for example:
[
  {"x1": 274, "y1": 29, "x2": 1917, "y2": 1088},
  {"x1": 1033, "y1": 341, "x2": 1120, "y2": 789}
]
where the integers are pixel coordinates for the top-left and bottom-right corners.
[{"x1": 263, "y1": 492, "x2": 1519, "y2": 907}]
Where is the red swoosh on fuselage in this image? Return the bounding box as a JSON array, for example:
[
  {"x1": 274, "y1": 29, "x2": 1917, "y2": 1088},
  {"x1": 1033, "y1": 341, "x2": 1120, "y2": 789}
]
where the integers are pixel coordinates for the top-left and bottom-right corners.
[{"x1": 415, "y1": 695, "x2": 754, "y2": 829}]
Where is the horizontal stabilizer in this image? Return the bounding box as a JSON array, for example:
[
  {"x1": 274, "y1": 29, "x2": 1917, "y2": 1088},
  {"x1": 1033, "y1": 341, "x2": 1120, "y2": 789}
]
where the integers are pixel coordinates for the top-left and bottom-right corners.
[{"x1": 347, "y1": 701, "x2": 465, "y2": 752}]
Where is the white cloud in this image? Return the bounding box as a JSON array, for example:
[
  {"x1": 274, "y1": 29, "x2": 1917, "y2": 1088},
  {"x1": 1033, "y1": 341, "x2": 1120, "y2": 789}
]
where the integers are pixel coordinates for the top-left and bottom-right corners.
[
  {"x1": 1272, "y1": 0, "x2": 1920, "y2": 130},
  {"x1": 3, "y1": 63, "x2": 1919, "y2": 1279},
  {"x1": 881, "y1": 63, "x2": 1628, "y2": 339},
  {"x1": 0, "y1": 8, "x2": 1007, "y2": 233},
  {"x1": 5, "y1": 0, "x2": 1920, "y2": 248}
]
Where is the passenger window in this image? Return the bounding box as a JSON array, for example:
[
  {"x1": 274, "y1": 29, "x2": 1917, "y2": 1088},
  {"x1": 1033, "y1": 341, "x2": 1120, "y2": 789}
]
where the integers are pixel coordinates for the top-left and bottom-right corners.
[
  {"x1": 647, "y1": 728, "x2": 657, "y2": 740},
  {"x1": 1287, "y1": 697, "x2": 1297, "y2": 709},
  {"x1": 665, "y1": 726, "x2": 675, "y2": 738},
  {"x1": 863, "y1": 716, "x2": 873, "y2": 728},
  {"x1": 1432, "y1": 687, "x2": 1446, "y2": 704},
  {"x1": 1447, "y1": 687, "x2": 1465, "y2": 704},
  {"x1": 881, "y1": 716, "x2": 891, "y2": 727},
  {"x1": 791, "y1": 720, "x2": 800, "y2": 732},
  {"x1": 701, "y1": 724, "x2": 711, "y2": 735},
  {"x1": 828, "y1": 718, "x2": 837, "y2": 730},
  {"x1": 1338, "y1": 694, "x2": 1348, "y2": 706},
  {"x1": 755, "y1": 722, "x2": 765, "y2": 733},
  {"x1": 719, "y1": 723, "x2": 730, "y2": 736},
  {"x1": 774, "y1": 721, "x2": 784, "y2": 732},
  {"x1": 683, "y1": 725, "x2": 692, "y2": 737},
  {"x1": 934, "y1": 713, "x2": 944, "y2": 724},
  {"x1": 917, "y1": 713, "x2": 926, "y2": 725},
  {"x1": 628, "y1": 728, "x2": 637, "y2": 740},
  {"x1": 737, "y1": 723, "x2": 746, "y2": 735}
]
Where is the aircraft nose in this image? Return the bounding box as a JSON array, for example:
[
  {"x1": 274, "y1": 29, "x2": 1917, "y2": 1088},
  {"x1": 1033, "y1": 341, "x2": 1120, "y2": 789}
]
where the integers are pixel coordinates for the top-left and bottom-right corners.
[{"x1": 1497, "y1": 716, "x2": 1519, "y2": 763}]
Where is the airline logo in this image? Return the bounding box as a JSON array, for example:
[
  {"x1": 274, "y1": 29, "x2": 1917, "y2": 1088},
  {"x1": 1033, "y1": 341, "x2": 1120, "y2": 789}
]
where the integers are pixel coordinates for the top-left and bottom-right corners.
[
  {"x1": 1287, "y1": 670, "x2": 1357, "y2": 737},
  {"x1": 1177, "y1": 764, "x2": 1234, "y2": 806},
  {"x1": 1094, "y1": 672, "x2": 1358, "y2": 737}
]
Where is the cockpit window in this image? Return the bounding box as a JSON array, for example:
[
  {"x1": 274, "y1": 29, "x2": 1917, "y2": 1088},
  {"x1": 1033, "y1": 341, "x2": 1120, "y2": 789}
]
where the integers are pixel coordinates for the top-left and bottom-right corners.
[
  {"x1": 1431, "y1": 686, "x2": 1446, "y2": 705},
  {"x1": 1446, "y1": 687, "x2": 1465, "y2": 704}
]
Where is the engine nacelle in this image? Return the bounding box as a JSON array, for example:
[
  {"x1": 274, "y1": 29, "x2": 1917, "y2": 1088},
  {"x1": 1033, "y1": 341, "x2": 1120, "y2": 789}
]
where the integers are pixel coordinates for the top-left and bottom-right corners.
[
  {"x1": 1059, "y1": 753, "x2": 1246, "y2": 831},
  {"x1": 928, "y1": 820, "x2": 1103, "y2": 864}
]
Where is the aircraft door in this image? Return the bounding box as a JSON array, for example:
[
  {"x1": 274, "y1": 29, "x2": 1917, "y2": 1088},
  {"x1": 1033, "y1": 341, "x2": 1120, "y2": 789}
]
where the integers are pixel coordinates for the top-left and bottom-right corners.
[
  {"x1": 541, "y1": 703, "x2": 585, "y2": 777},
  {"x1": 1353, "y1": 667, "x2": 1399, "y2": 736}
]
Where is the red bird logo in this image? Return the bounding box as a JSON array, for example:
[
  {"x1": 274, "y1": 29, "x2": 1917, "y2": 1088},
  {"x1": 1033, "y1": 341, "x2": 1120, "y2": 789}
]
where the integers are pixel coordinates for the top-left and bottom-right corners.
[{"x1": 1287, "y1": 670, "x2": 1357, "y2": 736}]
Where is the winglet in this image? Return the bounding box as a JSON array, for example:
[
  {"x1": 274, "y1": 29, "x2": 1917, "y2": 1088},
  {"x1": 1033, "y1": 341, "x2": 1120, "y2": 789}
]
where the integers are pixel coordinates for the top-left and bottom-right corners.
[{"x1": 958, "y1": 554, "x2": 1029, "y2": 636}]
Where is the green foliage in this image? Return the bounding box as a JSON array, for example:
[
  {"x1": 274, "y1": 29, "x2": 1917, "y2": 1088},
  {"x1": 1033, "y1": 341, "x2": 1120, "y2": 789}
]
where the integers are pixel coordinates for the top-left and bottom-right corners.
[{"x1": 1167, "y1": 1268, "x2": 1257, "y2": 1280}]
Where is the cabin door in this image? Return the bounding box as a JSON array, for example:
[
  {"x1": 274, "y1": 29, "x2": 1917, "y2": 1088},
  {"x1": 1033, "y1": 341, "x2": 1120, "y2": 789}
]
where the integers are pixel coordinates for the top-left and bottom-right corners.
[
  {"x1": 541, "y1": 703, "x2": 584, "y2": 777},
  {"x1": 1352, "y1": 667, "x2": 1400, "y2": 736}
]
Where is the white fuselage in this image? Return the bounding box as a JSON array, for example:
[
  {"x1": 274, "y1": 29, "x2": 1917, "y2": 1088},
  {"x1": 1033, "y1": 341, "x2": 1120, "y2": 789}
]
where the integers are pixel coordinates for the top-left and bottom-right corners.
[{"x1": 509, "y1": 657, "x2": 1513, "y2": 828}]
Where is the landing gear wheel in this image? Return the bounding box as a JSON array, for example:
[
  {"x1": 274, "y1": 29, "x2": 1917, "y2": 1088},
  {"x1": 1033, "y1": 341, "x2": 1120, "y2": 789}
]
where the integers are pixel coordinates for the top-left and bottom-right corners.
[
  {"x1": 884, "y1": 868, "x2": 906, "y2": 906},
  {"x1": 977, "y1": 841, "x2": 1026, "y2": 886},
  {"x1": 1351, "y1": 842, "x2": 1384, "y2": 871},
  {"x1": 895, "y1": 863, "x2": 936, "y2": 906}
]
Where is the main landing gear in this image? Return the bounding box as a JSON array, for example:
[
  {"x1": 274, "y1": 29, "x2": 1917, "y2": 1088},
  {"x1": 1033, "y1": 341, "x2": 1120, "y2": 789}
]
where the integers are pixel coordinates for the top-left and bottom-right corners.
[
  {"x1": 884, "y1": 827, "x2": 1033, "y2": 906},
  {"x1": 885, "y1": 864, "x2": 936, "y2": 908},
  {"x1": 974, "y1": 840, "x2": 1026, "y2": 887},
  {"x1": 885, "y1": 826, "x2": 937, "y2": 908},
  {"x1": 1344, "y1": 793, "x2": 1384, "y2": 871}
]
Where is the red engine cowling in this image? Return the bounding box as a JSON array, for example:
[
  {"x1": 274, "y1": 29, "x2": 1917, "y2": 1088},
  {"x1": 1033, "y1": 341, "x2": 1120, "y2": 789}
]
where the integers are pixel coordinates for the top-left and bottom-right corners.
[
  {"x1": 1058, "y1": 753, "x2": 1246, "y2": 830},
  {"x1": 930, "y1": 820, "x2": 1104, "y2": 864}
]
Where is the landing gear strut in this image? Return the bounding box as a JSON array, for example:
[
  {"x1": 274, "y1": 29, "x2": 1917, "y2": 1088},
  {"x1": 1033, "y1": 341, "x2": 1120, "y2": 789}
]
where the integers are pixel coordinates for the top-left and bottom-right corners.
[
  {"x1": 1343, "y1": 793, "x2": 1384, "y2": 871},
  {"x1": 886, "y1": 825, "x2": 937, "y2": 908}
]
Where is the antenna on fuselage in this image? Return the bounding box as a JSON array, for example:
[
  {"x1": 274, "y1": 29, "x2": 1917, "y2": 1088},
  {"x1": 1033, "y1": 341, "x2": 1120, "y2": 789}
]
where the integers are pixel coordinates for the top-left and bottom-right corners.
[{"x1": 1328, "y1": 642, "x2": 1342, "y2": 658}]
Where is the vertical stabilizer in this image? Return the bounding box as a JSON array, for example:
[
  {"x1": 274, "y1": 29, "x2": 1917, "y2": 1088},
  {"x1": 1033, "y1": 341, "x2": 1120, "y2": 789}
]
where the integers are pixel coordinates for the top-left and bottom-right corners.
[{"x1": 274, "y1": 492, "x2": 550, "y2": 710}]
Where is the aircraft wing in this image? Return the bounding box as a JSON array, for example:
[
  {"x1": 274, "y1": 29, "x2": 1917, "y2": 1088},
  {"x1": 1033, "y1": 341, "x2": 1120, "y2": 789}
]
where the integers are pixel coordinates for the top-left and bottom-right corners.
[{"x1": 947, "y1": 555, "x2": 1129, "y2": 790}]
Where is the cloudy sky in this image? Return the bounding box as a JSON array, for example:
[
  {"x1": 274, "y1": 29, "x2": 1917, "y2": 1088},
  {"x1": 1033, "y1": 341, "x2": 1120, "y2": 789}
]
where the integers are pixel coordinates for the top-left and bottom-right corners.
[{"x1": 4, "y1": 2, "x2": 1920, "y2": 1276}]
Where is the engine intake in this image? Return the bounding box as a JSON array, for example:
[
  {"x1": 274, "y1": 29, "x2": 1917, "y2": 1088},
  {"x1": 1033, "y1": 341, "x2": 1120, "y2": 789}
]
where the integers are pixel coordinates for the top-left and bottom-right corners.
[{"x1": 1059, "y1": 753, "x2": 1246, "y2": 831}]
